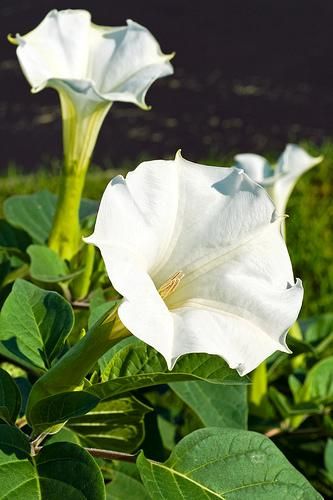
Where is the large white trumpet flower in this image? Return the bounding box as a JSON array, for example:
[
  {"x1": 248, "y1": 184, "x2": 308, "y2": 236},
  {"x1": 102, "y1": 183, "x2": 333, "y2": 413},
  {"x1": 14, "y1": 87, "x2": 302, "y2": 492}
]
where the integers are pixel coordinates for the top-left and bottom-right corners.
[
  {"x1": 11, "y1": 9, "x2": 173, "y2": 259},
  {"x1": 85, "y1": 153, "x2": 303, "y2": 376}
]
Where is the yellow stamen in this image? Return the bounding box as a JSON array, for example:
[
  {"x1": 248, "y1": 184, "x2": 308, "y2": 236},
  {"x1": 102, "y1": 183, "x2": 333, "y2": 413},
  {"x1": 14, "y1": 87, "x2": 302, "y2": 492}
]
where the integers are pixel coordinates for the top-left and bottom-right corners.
[{"x1": 158, "y1": 271, "x2": 185, "y2": 300}]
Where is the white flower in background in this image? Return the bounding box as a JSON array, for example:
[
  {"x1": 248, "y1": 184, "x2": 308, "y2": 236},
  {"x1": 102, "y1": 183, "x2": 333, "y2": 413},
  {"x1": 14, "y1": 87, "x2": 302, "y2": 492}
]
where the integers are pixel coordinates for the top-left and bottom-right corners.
[
  {"x1": 11, "y1": 9, "x2": 174, "y2": 259},
  {"x1": 85, "y1": 152, "x2": 303, "y2": 376},
  {"x1": 12, "y1": 9, "x2": 174, "y2": 172},
  {"x1": 234, "y1": 144, "x2": 323, "y2": 216}
]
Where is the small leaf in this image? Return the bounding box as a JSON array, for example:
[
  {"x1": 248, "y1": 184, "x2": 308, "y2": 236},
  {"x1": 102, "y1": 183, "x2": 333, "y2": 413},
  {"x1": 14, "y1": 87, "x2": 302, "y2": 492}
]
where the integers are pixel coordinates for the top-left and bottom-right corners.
[
  {"x1": 28, "y1": 391, "x2": 100, "y2": 434},
  {"x1": 27, "y1": 245, "x2": 82, "y2": 283},
  {"x1": 0, "y1": 367, "x2": 21, "y2": 424},
  {"x1": 299, "y1": 356, "x2": 333, "y2": 404},
  {"x1": 89, "y1": 339, "x2": 244, "y2": 400},
  {"x1": 170, "y1": 380, "x2": 247, "y2": 429},
  {"x1": 325, "y1": 439, "x2": 333, "y2": 474},
  {"x1": 4, "y1": 190, "x2": 98, "y2": 244},
  {"x1": 304, "y1": 313, "x2": 333, "y2": 345},
  {"x1": 0, "y1": 279, "x2": 74, "y2": 370},
  {"x1": 67, "y1": 395, "x2": 151, "y2": 453},
  {"x1": 137, "y1": 427, "x2": 321, "y2": 499}
]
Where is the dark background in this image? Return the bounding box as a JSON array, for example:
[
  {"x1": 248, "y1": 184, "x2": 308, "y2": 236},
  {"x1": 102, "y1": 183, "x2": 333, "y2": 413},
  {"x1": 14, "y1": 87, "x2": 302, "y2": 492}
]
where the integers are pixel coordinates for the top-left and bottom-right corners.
[{"x1": 1, "y1": 0, "x2": 333, "y2": 171}]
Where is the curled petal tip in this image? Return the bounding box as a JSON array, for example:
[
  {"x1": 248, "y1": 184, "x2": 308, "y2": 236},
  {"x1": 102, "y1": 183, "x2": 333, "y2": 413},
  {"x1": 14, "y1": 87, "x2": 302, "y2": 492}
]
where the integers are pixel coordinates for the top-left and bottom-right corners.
[
  {"x1": 175, "y1": 149, "x2": 183, "y2": 160},
  {"x1": 7, "y1": 33, "x2": 19, "y2": 45}
]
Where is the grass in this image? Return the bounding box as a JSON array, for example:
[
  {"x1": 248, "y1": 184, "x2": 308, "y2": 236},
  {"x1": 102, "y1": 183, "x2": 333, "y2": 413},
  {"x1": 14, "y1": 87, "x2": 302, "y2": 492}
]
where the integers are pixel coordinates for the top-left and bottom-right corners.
[{"x1": 0, "y1": 140, "x2": 332, "y2": 319}]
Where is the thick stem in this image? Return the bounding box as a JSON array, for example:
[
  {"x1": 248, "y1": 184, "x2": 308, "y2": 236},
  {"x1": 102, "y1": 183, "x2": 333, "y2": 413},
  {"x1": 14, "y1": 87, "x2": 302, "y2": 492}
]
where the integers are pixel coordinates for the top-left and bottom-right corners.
[
  {"x1": 48, "y1": 171, "x2": 86, "y2": 260},
  {"x1": 48, "y1": 87, "x2": 112, "y2": 260}
]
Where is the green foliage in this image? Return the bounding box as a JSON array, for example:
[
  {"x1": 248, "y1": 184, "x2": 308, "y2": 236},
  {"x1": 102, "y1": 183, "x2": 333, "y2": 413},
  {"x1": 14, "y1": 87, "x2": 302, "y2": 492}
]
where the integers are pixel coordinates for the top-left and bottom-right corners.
[
  {"x1": 90, "y1": 338, "x2": 244, "y2": 400},
  {"x1": 0, "y1": 367, "x2": 21, "y2": 424},
  {"x1": 27, "y1": 245, "x2": 82, "y2": 283},
  {"x1": 67, "y1": 396, "x2": 151, "y2": 453},
  {"x1": 0, "y1": 424, "x2": 106, "y2": 499},
  {"x1": 0, "y1": 279, "x2": 74, "y2": 371},
  {"x1": 0, "y1": 144, "x2": 330, "y2": 497},
  {"x1": 137, "y1": 427, "x2": 320, "y2": 499},
  {"x1": 170, "y1": 380, "x2": 248, "y2": 429}
]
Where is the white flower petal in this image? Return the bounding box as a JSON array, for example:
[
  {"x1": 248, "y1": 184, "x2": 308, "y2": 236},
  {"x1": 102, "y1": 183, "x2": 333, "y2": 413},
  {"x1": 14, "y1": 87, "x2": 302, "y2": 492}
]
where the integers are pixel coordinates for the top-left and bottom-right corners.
[
  {"x1": 86, "y1": 154, "x2": 304, "y2": 375},
  {"x1": 15, "y1": 12, "x2": 173, "y2": 108},
  {"x1": 16, "y1": 9, "x2": 91, "y2": 89},
  {"x1": 98, "y1": 246, "x2": 174, "y2": 361},
  {"x1": 234, "y1": 153, "x2": 274, "y2": 185},
  {"x1": 273, "y1": 144, "x2": 323, "y2": 214},
  {"x1": 166, "y1": 222, "x2": 303, "y2": 374},
  {"x1": 88, "y1": 20, "x2": 173, "y2": 108}
]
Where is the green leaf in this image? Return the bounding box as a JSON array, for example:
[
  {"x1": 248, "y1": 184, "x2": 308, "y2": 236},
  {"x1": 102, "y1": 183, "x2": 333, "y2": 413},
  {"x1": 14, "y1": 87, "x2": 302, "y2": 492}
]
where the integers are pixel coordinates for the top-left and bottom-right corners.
[
  {"x1": 325, "y1": 439, "x2": 333, "y2": 474},
  {"x1": 170, "y1": 381, "x2": 247, "y2": 429},
  {"x1": 106, "y1": 469, "x2": 150, "y2": 500},
  {"x1": 0, "y1": 425, "x2": 38, "y2": 498},
  {"x1": 0, "y1": 368, "x2": 21, "y2": 424},
  {"x1": 27, "y1": 245, "x2": 82, "y2": 283},
  {"x1": 304, "y1": 313, "x2": 333, "y2": 344},
  {"x1": 299, "y1": 356, "x2": 333, "y2": 405},
  {"x1": 4, "y1": 191, "x2": 57, "y2": 244},
  {"x1": 0, "y1": 219, "x2": 31, "y2": 252},
  {"x1": 0, "y1": 424, "x2": 105, "y2": 499},
  {"x1": 67, "y1": 395, "x2": 151, "y2": 453},
  {"x1": 0, "y1": 279, "x2": 74, "y2": 370},
  {"x1": 4, "y1": 190, "x2": 98, "y2": 244},
  {"x1": 89, "y1": 340, "x2": 244, "y2": 400},
  {"x1": 37, "y1": 441, "x2": 105, "y2": 499},
  {"x1": 137, "y1": 427, "x2": 321, "y2": 499},
  {"x1": 28, "y1": 391, "x2": 100, "y2": 434}
]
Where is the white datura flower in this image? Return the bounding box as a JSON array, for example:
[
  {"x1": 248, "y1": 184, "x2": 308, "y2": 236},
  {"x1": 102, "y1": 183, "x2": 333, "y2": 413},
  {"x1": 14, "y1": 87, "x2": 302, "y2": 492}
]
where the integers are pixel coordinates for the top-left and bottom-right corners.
[
  {"x1": 12, "y1": 8, "x2": 174, "y2": 172},
  {"x1": 234, "y1": 144, "x2": 323, "y2": 217},
  {"x1": 85, "y1": 152, "x2": 304, "y2": 376}
]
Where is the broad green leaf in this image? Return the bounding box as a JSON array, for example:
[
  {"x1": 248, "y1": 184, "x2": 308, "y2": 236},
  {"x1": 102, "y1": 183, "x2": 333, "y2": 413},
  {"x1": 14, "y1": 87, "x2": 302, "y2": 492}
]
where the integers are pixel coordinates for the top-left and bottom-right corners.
[
  {"x1": 0, "y1": 424, "x2": 105, "y2": 499},
  {"x1": 90, "y1": 340, "x2": 244, "y2": 400},
  {"x1": 0, "y1": 279, "x2": 74, "y2": 370},
  {"x1": 0, "y1": 368, "x2": 21, "y2": 424},
  {"x1": 106, "y1": 469, "x2": 150, "y2": 500},
  {"x1": 28, "y1": 391, "x2": 100, "y2": 434},
  {"x1": 170, "y1": 380, "x2": 247, "y2": 429},
  {"x1": 299, "y1": 356, "x2": 333, "y2": 405},
  {"x1": 67, "y1": 395, "x2": 151, "y2": 453},
  {"x1": 37, "y1": 441, "x2": 105, "y2": 499},
  {"x1": 27, "y1": 245, "x2": 82, "y2": 283},
  {"x1": 4, "y1": 190, "x2": 98, "y2": 244},
  {"x1": 4, "y1": 191, "x2": 57, "y2": 244},
  {"x1": 137, "y1": 427, "x2": 321, "y2": 499}
]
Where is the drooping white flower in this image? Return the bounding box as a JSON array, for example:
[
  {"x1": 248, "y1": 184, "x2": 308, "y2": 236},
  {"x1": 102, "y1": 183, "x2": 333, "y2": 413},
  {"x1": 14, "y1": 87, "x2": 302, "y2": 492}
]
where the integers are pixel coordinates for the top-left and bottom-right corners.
[
  {"x1": 234, "y1": 144, "x2": 323, "y2": 216},
  {"x1": 85, "y1": 152, "x2": 303, "y2": 376}
]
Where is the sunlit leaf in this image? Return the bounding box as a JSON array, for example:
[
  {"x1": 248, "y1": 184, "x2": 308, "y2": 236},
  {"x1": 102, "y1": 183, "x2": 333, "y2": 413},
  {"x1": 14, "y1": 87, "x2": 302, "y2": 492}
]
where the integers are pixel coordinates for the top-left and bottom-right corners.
[{"x1": 137, "y1": 427, "x2": 321, "y2": 499}]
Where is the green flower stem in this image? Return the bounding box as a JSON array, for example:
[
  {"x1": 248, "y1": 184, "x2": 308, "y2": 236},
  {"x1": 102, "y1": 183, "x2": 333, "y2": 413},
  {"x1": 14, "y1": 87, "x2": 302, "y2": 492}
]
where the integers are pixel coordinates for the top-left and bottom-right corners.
[
  {"x1": 70, "y1": 242, "x2": 95, "y2": 300},
  {"x1": 27, "y1": 306, "x2": 130, "y2": 420},
  {"x1": 48, "y1": 88, "x2": 112, "y2": 260},
  {"x1": 48, "y1": 170, "x2": 86, "y2": 260}
]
